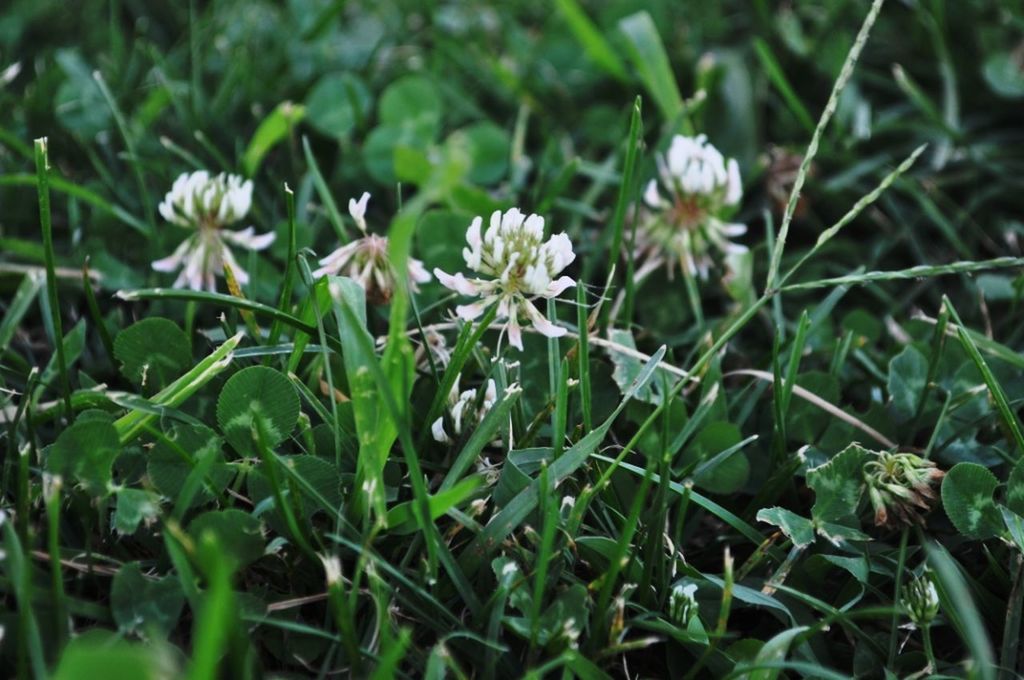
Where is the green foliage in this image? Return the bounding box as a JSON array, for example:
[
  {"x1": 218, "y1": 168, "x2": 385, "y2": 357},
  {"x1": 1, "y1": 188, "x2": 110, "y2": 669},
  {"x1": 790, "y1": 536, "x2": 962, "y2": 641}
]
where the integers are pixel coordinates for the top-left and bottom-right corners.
[{"x1": 4, "y1": 0, "x2": 1024, "y2": 677}]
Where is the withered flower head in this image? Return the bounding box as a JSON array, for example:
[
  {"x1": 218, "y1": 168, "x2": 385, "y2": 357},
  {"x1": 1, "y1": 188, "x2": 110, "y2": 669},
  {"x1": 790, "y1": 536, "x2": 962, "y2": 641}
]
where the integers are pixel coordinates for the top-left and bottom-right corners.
[{"x1": 865, "y1": 451, "x2": 944, "y2": 529}]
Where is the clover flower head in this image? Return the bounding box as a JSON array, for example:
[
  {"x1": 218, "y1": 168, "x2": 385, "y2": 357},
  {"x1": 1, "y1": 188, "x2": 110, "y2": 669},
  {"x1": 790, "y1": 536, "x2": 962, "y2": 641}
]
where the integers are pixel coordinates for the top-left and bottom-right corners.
[
  {"x1": 864, "y1": 451, "x2": 944, "y2": 529},
  {"x1": 416, "y1": 328, "x2": 452, "y2": 369},
  {"x1": 669, "y1": 583, "x2": 699, "y2": 627},
  {"x1": 433, "y1": 208, "x2": 576, "y2": 350},
  {"x1": 152, "y1": 170, "x2": 274, "y2": 291},
  {"x1": 313, "y1": 192, "x2": 431, "y2": 304},
  {"x1": 902, "y1": 572, "x2": 939, "y2": 627},
  {"x1": 635, "y1": 134, "x2": 745, "y2": 279},
  {"x1": 431, "y1": 377, "x2": 498, "y2": 444}
]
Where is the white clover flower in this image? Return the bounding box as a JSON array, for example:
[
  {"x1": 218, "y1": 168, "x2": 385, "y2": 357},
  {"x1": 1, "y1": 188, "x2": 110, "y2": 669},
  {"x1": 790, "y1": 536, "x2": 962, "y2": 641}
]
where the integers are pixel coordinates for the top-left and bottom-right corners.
[
  {"x1": 431, "y1": 377, "x2": 498, "y2": 444},
  {"x1": 433, "y1": 208, "x2": 575, "y2": 350},
  {"x1": 902, "y1": 572, "x2": 940, "y2": 628},
  {"x1": 668, "y1": 582, "x2": 699, "y2": 626},
  {"x1": 314, "y1": 192, "x2": 431, "y2": 304},
  {"x1": 635, "y1": 134, "x2": 746, "y2": 280},
  {"x1": 152, "y1": 170, "x2": 274, "y2": 291}
]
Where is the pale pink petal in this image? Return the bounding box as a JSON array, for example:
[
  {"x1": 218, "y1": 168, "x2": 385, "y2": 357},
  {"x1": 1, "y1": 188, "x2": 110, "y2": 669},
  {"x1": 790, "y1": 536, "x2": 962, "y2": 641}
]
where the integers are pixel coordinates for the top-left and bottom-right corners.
[
  {"x1": 455, "y1": 300, "x2": 488, "y2": 321},
  {"x1": 318, "y1": 242, "x2": 360, "y2": 269},
  {"x1": 506, "y1": 314, "x2": 523, "y2": 351},
  {"x1": 523, "y1": 300, "x2": 567, "y2": 338},
  {"x1": 408, "y1": 258, "x2": 432, "y2": 284},
  {"x1": 543, "y1": 276, "x2": 575, "y2": 298},
  {"x1": 221, "y1": 245, "x2": 250, "y2": 285},
  {"x1": 152, "y1": 238, "x2": 192, "y2": 272},
  {"x1": 434, "y1": 269, "x2": 481, "y2": 296}
]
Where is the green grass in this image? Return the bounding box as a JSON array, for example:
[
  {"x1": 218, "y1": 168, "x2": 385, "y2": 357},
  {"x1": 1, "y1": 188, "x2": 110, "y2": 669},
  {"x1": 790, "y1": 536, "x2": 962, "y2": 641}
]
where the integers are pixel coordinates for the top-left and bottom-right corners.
[{"x1": 2, "y1": 1, "x2": 1024, "y2": 678}]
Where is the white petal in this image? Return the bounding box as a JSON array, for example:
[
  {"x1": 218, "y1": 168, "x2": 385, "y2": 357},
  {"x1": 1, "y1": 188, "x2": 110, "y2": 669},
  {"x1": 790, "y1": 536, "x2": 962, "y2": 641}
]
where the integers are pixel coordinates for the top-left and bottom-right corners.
[
  {"x1": 483, "y1": 379, "x2": 498, "y2": 406},
  {"x1": 348, "y1": 191, "x2": 370, "y2": 231},
  {"x1": 643, "y1": 179, "x2": 663, "y2": 208},
  {"x1": 223, "y1": 226, "x2": 275, "y2": 251},
  {"x1": 725, "y1": 158, "x2": 742, "y2": 205},
  {"x1": 463, "y1": 216, "x2": 483, "y2": 269},
  {"x1": 431, "y1": 417, "x2": 451, "y2": 444},
  {"x1": 719, "y1": 222, "x2": 747, "y2": 237}
]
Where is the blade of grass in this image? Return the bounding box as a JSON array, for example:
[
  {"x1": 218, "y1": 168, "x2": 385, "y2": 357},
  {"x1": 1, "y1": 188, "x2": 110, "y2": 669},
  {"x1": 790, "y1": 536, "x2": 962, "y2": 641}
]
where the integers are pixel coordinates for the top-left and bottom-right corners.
[
  {"x1": 766, "y1": 0, "x2": 886, "y2": 291},
  {"x1": 0, "y1": 271, "x2": 44, "y2": 352},
  {"x1": 944, "y1": 297, "x2": 1024, "y2": 456},
  {"x1": 302, "y1": 136, "x2": 346, "y2": 242},
  {"x1": 267, "y1": 184, "x2": 298, "y2": 353},
  {"x1": 926, "y1": 541, "x2": 997, "y2": 680},
  {"x1": 2, "y1": 515, "x2": 47, "y2": 680},
  {"x1": 753, "y1": 38, "x2": 815, "y2": 133},
  {"x1": 93, "y1": 71, "x2": 155, "y2": 232},
  {"x1": 600, "y1": 97, "x2": 642, "y2": 332},
  {"x1": 554, "y1": 0, "x2": 628, "y2": 81},
  {"x1": 0, "y1": 172, "x2": 148, "y2": 234},
  {"x1": 781, "y1": 257, "x2": 1024, "y2": 292},
  {"x1": 618, "y1": 12, "x2": 683, "y2": 123},
  {"x1": 35, "y1": 137, "x2": 73, "y2": 421}
]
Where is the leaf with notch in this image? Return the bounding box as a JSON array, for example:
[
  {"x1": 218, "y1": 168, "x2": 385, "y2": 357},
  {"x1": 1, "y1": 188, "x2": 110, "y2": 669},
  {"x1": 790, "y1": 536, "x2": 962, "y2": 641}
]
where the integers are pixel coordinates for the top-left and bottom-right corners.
[
  {"x1": 46, "y1": 417, "x2": 121, "y2": 496},
  {"x1": 111, "y1": 562, "x2": 184, "y2": 638},
  {"x1": 217, "y1": 366, "x2": 299, "y2": 456},
  {"x1": 114, "y1": 317, "x2": 191, "y2": 392},
  {"x1": 941, "y1": 462, "x2": 1003, "y2": 540},
  {"x1": 806, "y1": 442, "x2": 868, "y2": 525}
]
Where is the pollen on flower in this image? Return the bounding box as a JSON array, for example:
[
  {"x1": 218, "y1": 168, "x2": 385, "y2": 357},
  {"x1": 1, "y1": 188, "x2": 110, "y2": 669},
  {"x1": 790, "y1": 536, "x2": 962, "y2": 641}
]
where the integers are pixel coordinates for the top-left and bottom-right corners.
[
  {"x1": 152, "y1": 170, "x2": 275, "y2": 291},
  {"x1": 433, "y1": 207, "x2": 576, "y2": 350},
  {"x1": 313, "y1": 192, "x2": 431, "y2": 304},
  {"x1": 633, "y1": 134, "x2": 746, "y2": 280}
]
